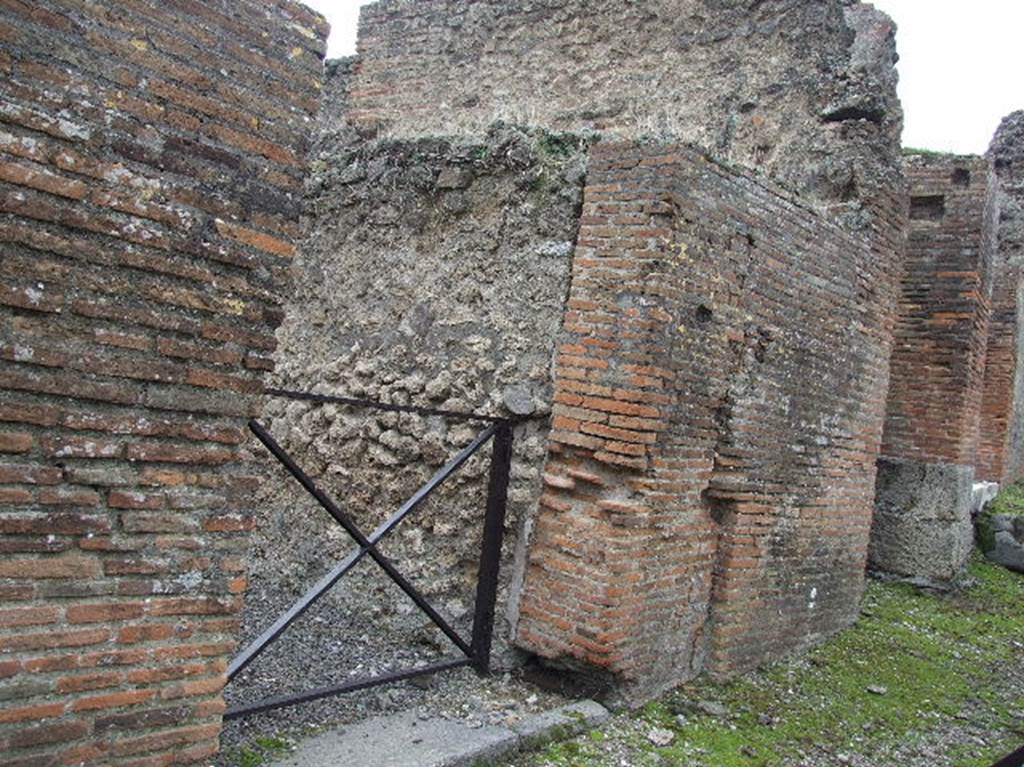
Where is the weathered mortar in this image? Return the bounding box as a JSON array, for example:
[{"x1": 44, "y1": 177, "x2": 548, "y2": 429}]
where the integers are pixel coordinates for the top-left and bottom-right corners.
[
  {"x1": 978, "y1": 111, "x2": 1024, "y2": 484},
  {"x1": 230, "y1": 118, "x2": 590, "y2": 712},
  {"x1": 0, "y1": 1, "x2": 326, "y2": 764}
]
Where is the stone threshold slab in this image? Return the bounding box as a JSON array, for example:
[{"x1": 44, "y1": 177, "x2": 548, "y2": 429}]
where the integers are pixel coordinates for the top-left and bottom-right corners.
[{"x1": 271, "y1": 700, "x2": 610, "y2": 767}]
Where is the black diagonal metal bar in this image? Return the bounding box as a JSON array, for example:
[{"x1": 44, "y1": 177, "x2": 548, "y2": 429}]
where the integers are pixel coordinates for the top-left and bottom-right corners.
[
  {"x1": 223, "y1": 658, "x2": 473, "y2": 721},
  {"x1": 991, "y1": 745, "x2": 1024, "y2": 767},
  {"x1": 248, "y1": 419, "x2": 474, "y2": 657},
  {"x1": 228, "y1": 422, "x2": 498, "y2": 680},
  {"x1": 469, "y1": 421, "x2": 513, "y2": 675}
]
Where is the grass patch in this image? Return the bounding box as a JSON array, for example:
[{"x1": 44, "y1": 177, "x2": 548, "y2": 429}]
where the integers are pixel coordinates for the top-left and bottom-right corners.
[
  {"x1": 902, "y1": 146, "x2": 950, "y2": 158},
  {"x1": 225, "y1": 735, "x2": 291, "y2": 767},
  {"x1": 534, "y1": 132, "x2": 581, "y2": 161},
  {"x1": 507, "y1": 555, "x2": 1023, "y2": 767},
  {"x1": 987, "y1": 481, "x2": 1024, "y2": 518}
]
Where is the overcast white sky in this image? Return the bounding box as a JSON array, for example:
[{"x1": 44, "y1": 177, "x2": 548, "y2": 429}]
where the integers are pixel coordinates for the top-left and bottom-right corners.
[{"x1": 302, "y1": 0, "x2": 1023, "y2": 155}]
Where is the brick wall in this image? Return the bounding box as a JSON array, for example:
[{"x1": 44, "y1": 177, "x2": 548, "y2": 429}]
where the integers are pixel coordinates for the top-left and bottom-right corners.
[
  {"x1": 881, "y1": 155, "x2": 995, "y2": 466},
  {"x1": 978, "y1": 111, "x2": 1024, "y2": 483},
  {"x1": 515, "y1": 142, "x2": 901, "y2": 699},
  {"x1": 0, "y1": 2, "x2": 326, "y2": 765},
  {"x1": 977, "y1": 273, "x2": 1019, "y2": 483},
  {"x1": 870, "y1": 154, "x2": 996, "y2": 583}
]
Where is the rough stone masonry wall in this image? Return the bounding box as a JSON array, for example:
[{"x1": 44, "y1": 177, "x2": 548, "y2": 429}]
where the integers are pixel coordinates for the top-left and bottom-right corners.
[
  {"x1": 229, "y1": 120, "x2": 589, "y2": 714},
  {"x1": 871, "y1": 154, "x2": 996, "y2": 583},
  {"x1": 978, "y1": 111, "x2": 1024, "y2": 484},
  {"x1": 320, "y1": 0, "x2": 906, "y2": 701},
  {"x1": 0, "y1": 2, "x2": 326, "y2": 765},
  {"x1": 515, "y1": 142, "x2": 900, "y2": 700},
  {"x1": 348, "y1": 0, "x2": 902, "y2": 215}
]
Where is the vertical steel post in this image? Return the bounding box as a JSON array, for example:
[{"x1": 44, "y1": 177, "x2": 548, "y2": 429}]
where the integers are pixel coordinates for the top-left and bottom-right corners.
[{"x1": 470, "y1": 420, "x2": 514, "y2": 675}]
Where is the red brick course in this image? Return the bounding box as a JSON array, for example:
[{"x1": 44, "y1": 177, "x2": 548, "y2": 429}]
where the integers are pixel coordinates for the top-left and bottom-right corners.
[
  {"x1": 880, "y1": 155, "x2": 996, "y2": 468},
  {"x1": 0, "y1": 1, "x2": 326, "y2": 764},
  {"x1": 515, "y1": 142, "x2": 903, "y2": 698},
  {"x1": 868, "y1": 154, "x2": 996, "y2": 582}
]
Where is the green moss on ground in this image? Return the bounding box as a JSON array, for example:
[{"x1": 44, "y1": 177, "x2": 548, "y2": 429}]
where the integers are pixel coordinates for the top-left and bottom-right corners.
[
  {"x1": 987, "y1": 482, "x2": 1024, "y2": 518},
  {"x1": 225, "y1": 735, "x2": 290, "y2": 767},
  {"x1": 506, "y1": 556, "x2": 1024, "y2": 767},
  {"x1": 978, "y1": 481, "x2": 1024, "y2": 553}
]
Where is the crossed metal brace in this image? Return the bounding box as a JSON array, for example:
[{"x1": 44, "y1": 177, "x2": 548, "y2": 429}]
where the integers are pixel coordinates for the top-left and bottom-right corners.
[{"x1": 223, "y1": 414, "x2": 513, "y2": 721}]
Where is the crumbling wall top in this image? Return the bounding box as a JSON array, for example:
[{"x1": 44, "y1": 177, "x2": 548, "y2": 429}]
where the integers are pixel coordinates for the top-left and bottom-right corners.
[
  {"x1": 344, "y1": 0, "x2": 902, "y2": 214},
  {"x1": 989, "y1": 111, "x2": 1024, "y2": 269}
]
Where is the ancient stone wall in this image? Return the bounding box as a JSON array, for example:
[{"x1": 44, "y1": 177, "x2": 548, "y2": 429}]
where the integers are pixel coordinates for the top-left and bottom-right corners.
[
  {"x1": 978, "y1": 112, "x2": 1024, "y2": 483},
  {"x1": 349, "y1": 0, "x2": 902, "y2": 214},
  {"x1": 228, "y1": 124, "x2": 590, "y2": 715},
  {"x1": 515, "y1": 142, "x2": 900, "y2": 699},
  {"x1": 0, "y1": 2, "x2": 326, "y2": 764},
  {"x1": 870, "y1": 154, "x2": 996, "y2": 583},
  {"x1": 262, "y1": 0, "x2": 905, "y2": 704}
]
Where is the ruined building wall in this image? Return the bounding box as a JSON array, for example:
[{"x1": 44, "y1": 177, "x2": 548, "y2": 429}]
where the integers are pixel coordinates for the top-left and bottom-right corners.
[
  {"x1": 348, "y1": 0, "x2": 902, "y2": 214},
  {"x1": 881, "y1": 156, "x2": 996, "y2": 467},
  {"x1": 263, "y1": 0, "x2": 905, "y2": 702},
  {"x1": 229, "y1": 121, "x2": 590, "y2": 716},
  {"x1": 515, "y1": 143, "x2": 899, "y2": 697},
  {"x1": 0, "y1": 2, "x2": 326, "y2": 764},
  {"x1": 870, "y1": 155, "x2": 996, "y2": 582},
  {"x1": 978, "y1": 111, "x2": 1024, "y2": 483}
]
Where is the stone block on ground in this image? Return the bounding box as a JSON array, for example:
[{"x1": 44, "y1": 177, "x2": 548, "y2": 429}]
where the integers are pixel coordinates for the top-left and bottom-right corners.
[
  {"x1": 271, "y1": 708, "x2": 519, "y2": 767},
  {"x1": 983, "y1": 515, "x2": 1024, "y2": 573},
  {"x1": 870, "y1": 458, "x2": 975, "y2": 583}
]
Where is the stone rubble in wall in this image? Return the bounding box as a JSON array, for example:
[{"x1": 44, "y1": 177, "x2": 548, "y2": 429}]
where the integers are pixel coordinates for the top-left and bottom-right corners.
[{"x1": 230, "y1": 123, "x2": 592, "y2": 742}]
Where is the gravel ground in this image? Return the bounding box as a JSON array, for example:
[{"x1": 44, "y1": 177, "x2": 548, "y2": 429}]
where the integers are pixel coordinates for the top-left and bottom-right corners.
[
  {"x1": 216, "y1": 567, "x2": 569, "y2": 765},
  {"x1": 217, "y1": 556, "x2": 1022, "y2": 767}
]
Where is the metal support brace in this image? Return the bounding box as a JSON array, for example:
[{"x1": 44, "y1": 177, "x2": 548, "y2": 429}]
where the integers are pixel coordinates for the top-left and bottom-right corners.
[{"x1": 224, "y1": 393, "x2": 515, "y2": 721}]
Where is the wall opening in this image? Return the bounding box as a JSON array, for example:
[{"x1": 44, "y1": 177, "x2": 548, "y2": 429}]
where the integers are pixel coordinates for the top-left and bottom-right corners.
[{"x1": 910, "y1": 194, "x2": 947, "y2": 220}]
